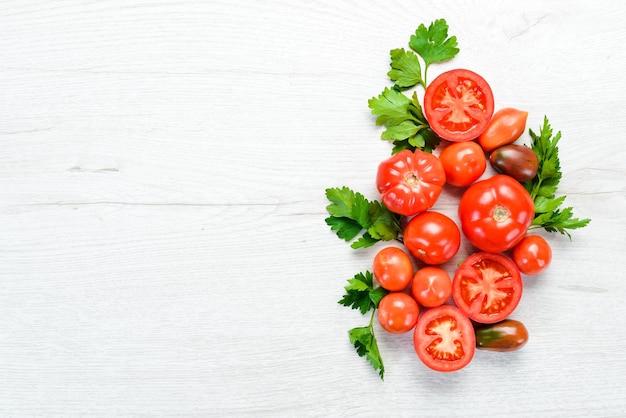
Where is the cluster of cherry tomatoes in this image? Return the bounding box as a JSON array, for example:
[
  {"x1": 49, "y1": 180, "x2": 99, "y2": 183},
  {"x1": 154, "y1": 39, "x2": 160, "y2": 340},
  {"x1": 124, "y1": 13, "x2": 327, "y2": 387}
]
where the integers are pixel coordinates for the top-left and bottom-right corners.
[{"x1": 372, "y1": 68, "x2": 552, "y2": 372}]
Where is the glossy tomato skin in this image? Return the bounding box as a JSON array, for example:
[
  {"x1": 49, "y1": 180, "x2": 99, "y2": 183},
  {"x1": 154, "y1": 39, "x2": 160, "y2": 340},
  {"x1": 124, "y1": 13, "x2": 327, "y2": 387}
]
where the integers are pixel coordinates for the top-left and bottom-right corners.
[
  {"x1": 512, "y1": 235, "x2": 552, "y2": 275},
  {"x1": 423, "y1": 69, "x2": 494, "y2": 142},
  {"x1": 403, "y1": 211, "x2": 461, "y2": 265},
  {"x1": 373, "y1": 247, "x2": 414, "y2": 291},
  {"x1": 376, "y1": 149, "x2": 446, "y2": 217},
  {"x1": 413, "y1": 305, "x2": 475, "y2": 372},
  {"x1": 489, "y1": 144, "x2": 539, "y2": 183},
  {"x1": 474, "y1": 319, "x2": 529, "y2": 352},
  {"x1": 377, "y1": 292, "x2": 419, "y2": 334},
  {"x1": 411, "y1": 266, "x2": 452, "y2": 307},
  {"x1": 458, "y1": 174, "x2": 535, "y2": 253},
  {"x1": 452, "y1": 252, "x2": 523, "y2": 324},
  {"x1": 478, "y1": 108, "x2": 528, "y2": 152},
  {"x1": 439, "y1": 141, "x2": 486, "y2": 187}
]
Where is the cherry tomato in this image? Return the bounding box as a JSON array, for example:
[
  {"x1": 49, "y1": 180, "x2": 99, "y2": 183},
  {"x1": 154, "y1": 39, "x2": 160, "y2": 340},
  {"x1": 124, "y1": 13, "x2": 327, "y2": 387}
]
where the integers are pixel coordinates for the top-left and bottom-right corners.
[
  {"x1": 413, "y1": 305, "x2": 475, "y2": 372},
  {"x1": 478, "y1": 108, "x2": 528, "y2": 152},
  {"x1": 376, "y1": 149, "x2": 446, "y2": 216},
  {"x1": 474, "y1": 319, "x2": 529, "y2": 352},
  {"x1": 423, "y1": 69, "x2": 494, "y2": 142},
  {"x1": 458, "y1": 174, "x2": 534, "y2": 253},
  {"x1": 403, "y1": 211, "x2": 461, "y2": 265},
  {"x1": 373, "y1": 247, "x2": 414, "y2": 291},
  {"x1": 411, "y1": 266, "x2": 451, "y2": 307},
  {"x1": 377, "y1": 292, "x2": 419, "y2": 334},
  {"x1": 489, "y1": 144, "x2": 539, "y2": 182},
  {"x1": 512, "y1": 235, "x2": 552, "y2": 275},
  {"x1": 439, "y1": 141, "x2": 486, "y2": 187},
  {"x1": 452, "y1": 252, "x2": 523, "y2": 324}
]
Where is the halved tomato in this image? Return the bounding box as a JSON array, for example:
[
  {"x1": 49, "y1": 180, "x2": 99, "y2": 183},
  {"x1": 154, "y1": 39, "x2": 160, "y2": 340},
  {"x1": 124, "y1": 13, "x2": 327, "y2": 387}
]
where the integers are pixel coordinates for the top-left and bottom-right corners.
[
  {"x1": 413, "y1": 305, "x2": 475, "y2": 372},
  {"x1": 424, "y1": 69, "x2": 494, "y2": 142},
  {"x1": 452, "y1": 252, "x2": 523, "y2": 324}
]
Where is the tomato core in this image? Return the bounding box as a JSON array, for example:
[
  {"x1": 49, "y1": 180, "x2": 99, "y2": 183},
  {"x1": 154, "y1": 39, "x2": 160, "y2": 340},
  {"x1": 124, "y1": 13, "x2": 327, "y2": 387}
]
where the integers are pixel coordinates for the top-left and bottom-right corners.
[
  {"x1": 493, "y1": 205, "x2": 509, "y2": 222},
  {"x1": 405, "y1": 172, "x2": 419, "y2": 186},
  {"x1": 425, "y1": 315, "x2": 465, "y2": 361}
]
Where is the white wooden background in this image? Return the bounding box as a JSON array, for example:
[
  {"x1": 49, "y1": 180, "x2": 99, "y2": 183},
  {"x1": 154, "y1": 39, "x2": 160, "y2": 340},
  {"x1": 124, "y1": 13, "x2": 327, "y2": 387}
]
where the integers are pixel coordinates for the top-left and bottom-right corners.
[{"x1": 2, "y1": 0, "x2": 626, "y2": 416}]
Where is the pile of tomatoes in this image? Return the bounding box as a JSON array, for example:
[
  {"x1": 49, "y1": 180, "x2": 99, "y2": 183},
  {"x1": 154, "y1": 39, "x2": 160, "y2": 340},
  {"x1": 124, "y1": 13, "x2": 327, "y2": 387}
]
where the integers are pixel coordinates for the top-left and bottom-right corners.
[{"x1": 372, "y1": 68, "x2": 552, "y2": 372}]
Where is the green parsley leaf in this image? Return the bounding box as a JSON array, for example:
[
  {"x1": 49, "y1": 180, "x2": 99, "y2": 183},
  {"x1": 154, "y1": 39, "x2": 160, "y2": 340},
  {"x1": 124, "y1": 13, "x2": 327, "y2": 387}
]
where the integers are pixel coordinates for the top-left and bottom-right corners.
[
  {"x1": 348, "y1": 322, "x2": 385, "y2": 380},
  {"x1": 338, "y1": 271, "x2": 388, "y2": 314},
  {"x1": 387, "y1": 48, "x2": 423, "y2": 89},
  {"x1": 524, "y1": 117, "x2": 591, "y2": 237},
  {"x1": 409, "y1": 19, "x2": 459, "y2": 79},
  {"x1": 368, "y1": 89, "x2": 439, "y2": 153},
  {"x1": 325, "y1": 187, "x2": 402, "y2": 248}
]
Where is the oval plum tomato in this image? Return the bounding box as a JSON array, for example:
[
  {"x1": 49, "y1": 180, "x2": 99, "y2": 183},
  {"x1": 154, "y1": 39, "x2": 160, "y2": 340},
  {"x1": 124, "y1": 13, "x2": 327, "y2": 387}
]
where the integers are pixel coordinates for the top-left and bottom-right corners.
[
  {"x1": 478, "y1": 108, "x2": 528, "y2": 152},
  {"x1": 377, "y1": 292, "x2": 419, "y2": 334},
  {"x1": 403, "y1": 211, "x2": 461, "y2": 265},
  {"x1": 413, "y1": 305, "x2": 475, "y2": 372},
  {"x1": 458, "y1": 174, "x2": 534, "y2": 253},
  {"x1": 452, "y1": 252, "x2": 523, "y2": 324},
  {"x1": 423, "y1": 69, "x2": 494, "y2": 142},
  {"x1": 489, "y1": 144, "x2": 539, "y2": 182},
  {"x1": 439, "y1": 141, "x2": 486, "y2": 187},
  {"x1": 474, "y1": 319, "x2": 529, "y2": 352},
  {"x1": 512, "y1": 235, "x2": 552, "y2": 275},
  {"x1": 411, "y1": 266, "x2": 452, "y2": 307},
  {"x1": 373, "y1": 247, "x2": 414, "y2": 291},
  {"x1": 376, "y1": 149, "x2": 446, "y2": 217}
]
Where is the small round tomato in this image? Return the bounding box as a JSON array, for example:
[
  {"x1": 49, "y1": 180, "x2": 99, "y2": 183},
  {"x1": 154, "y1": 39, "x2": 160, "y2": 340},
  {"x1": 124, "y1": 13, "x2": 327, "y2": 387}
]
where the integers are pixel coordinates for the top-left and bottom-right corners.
[
  {"x1": 512, "y1": 235, "x2": 552, "y2": 275},
  {"x1": 376, "y1": 149, "x2": 446, "y2": 217},
  {"x1": 439, "y1": 141, "x2": 486, "y2": 187},
  {"x1": 478, "y1": 108, "x2": 528, "y2": 152},
  {"x1": 452, "y1": 252, "x2": 523, "y2": 324},
  {"x1": 413, "y1": 305, "x2": 475, "y2": 372},
  {"x1": 423, "y1": 69, "x2": 494, "y2": 142},
  {"x1": 373, "y1": 247, "x2": 414, "y2": 291},
  {"x1": 474, "y1": 319, "x2": 529, "y2": 352},
  {"x1": 458, "y1": 174, "x2": 535, "y2": 253},
  {"x1": 411, "y1": 266, "x2": 451, "y2": 307},
  {"x1": 489, "y1": 144, "x2": 539, "y2": 182},
  {"x1": 403, "y1": 211, "x2": 461, "y2": 265},
  {"x1": 377, "y1": 292, "x2": 419, "y2": 334}
]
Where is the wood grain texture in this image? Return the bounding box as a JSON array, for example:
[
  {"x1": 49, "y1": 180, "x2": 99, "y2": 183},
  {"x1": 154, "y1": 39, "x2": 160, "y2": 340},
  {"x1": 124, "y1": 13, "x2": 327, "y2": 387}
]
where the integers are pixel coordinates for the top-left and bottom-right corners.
[{"x1": 1, "y1": 0, "x2": 626, "y2": 415}]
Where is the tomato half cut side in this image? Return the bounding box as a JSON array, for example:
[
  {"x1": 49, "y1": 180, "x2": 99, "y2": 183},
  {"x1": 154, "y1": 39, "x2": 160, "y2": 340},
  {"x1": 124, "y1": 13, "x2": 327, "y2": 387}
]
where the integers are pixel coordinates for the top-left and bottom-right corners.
[
  {"x1": 452, "y1": 252, "x2": 523, "y2": 324},
  {"x1": 424, "y1": 69, "x2": 494, "y2": 142},
  {"x1": 413, "y1": 305, "x2": 475, "y2": 372}
]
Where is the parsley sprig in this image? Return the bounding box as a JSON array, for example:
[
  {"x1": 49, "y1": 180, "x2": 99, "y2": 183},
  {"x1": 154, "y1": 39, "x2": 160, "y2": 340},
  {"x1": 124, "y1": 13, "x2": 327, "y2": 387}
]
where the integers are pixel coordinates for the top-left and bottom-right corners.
[
  {"x1": 368, "y1": 19, "x2": 458, "y2": 154},
  {"x1": 325, "y1": 187, "x2": 402, "y2": 249},
  {"x1": 524, "y1": 117, "x2": 591, "y2": 237},
  {"x1": 339, "y1": 271, "x2": 389, "y2": 380}
]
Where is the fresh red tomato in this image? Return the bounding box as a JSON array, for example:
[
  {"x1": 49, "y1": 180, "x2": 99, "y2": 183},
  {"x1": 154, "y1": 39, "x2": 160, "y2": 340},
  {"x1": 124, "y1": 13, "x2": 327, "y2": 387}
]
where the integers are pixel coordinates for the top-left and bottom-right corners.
[
  {"x1": 376, "y1": 149, "x2": 446, "y2": 216},
  {"x1": 373, "y1": 247, "x2": 414, "y2": 291},
  {"x1": 458, "y1": 174, "x2": 534, "y2": 253},
  {"x1": 411, "y1": 266, "x2": 451, "y2": 307},
  {"x1": 423, "y1": 69, "x2": 494, "y2": 142},
  {"x1": 413, "y1": 305, "x2": 475, "y2": 372},
  {"x1": 403, "y1": 211, "x2": 461, "y2": 265},
  {"x1": 377, "y1": 292, "x2": 419, "y2": 334},
  {"x1": 439, "y1": 141, "x2": 486, "y2": 187},
  {"x1": 478, "y1": 108, "x2": 528, "y2": 152},
  {"x1": 452, "y1": 252, "x2": 523, "y2": 324},
  {"x1": 512, "y1": 235, "x2": 552, "y2": 275}
]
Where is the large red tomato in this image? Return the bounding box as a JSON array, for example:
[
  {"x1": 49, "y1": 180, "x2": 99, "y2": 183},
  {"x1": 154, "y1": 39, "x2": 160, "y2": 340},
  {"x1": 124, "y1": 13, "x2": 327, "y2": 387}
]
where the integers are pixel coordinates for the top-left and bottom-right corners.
[
  {"x1": 423, "y1": 69, "x2": 494, "y2": 142},
  {"x1": 452, "y1": 252, "x2": 523, "y2": 324},
  {"x1": 458, "y1": 174, "x2": 534, "y2": 253},
  {"x1": 376, "y1": 149, "x2": 446, "y2": 217}
]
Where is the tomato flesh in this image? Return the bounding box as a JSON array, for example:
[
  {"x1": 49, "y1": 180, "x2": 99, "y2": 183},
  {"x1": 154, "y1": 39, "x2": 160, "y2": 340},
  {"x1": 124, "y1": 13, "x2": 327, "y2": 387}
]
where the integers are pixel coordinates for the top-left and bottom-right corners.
[
  {"x1": 413, "y1": 305, "x2": 474, "y2": 372},
  {"x1": 452, "y1": 252, "x2": 522, "y2": 324},
  {"x1": 424, "y1": 69, "x2": 494, "y2": 142}
]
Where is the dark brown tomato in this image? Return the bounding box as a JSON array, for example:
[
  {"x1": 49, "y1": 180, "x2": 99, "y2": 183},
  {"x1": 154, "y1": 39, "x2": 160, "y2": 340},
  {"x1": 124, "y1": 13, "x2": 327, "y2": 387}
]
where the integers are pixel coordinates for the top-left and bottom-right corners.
[
  {"x1": 489, "y1": 144, "x2": 539, "y2": 182},
  {"x1": 474, "y1": 319, "x2": 529, "y2": 352}
]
